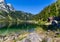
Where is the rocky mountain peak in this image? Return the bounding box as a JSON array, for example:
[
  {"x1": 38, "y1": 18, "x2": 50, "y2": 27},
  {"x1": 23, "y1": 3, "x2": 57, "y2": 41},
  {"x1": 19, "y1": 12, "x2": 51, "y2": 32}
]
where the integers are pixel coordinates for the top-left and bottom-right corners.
[
  {"x1": 7, "y1": 3, "x2": 15, "y2": 11},
  {"x1": 0, "y1": 0, "x2": 4, "y2": 2},
  {"x1": 0, "y1": 0, "x2": 15, "y2": 13}
]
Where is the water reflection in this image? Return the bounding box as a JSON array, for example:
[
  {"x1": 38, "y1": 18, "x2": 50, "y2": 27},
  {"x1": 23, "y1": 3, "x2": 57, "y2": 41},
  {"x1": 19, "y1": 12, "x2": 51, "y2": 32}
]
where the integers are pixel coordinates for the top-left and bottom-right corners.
[
  {"x1": 0, "y1": 22, "x2": 39, "y2": 35},
  {"x1": 0, "y1": 22, "x2": 9, "y2": 28}
]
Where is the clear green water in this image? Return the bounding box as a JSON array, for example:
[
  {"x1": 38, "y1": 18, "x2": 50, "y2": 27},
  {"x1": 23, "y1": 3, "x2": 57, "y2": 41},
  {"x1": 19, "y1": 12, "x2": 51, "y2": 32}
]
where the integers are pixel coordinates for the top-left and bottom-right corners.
[{"x1": 0, "y1": 22, "x2": 39, "y2": 35}]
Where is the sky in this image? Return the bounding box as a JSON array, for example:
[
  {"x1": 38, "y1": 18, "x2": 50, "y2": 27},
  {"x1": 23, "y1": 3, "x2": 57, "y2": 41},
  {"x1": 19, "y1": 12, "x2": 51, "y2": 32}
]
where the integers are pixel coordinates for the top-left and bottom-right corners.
[{"x1": 6, "y1": 0, "x2": 56, "y2": 14}]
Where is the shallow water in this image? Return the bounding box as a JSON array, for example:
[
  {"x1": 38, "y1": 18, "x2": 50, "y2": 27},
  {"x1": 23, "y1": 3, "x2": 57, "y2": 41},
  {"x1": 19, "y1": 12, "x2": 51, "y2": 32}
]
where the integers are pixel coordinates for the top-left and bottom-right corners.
[{"x1": 0, "y1": 22, "x2": 39, "y2": 35}]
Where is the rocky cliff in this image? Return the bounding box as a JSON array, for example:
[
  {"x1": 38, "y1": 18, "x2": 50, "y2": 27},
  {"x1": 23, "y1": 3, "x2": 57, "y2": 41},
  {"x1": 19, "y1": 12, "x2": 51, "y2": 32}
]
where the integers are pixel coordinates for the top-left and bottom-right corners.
[{"x1": 0, "y1": 0, "x2": 15, "y2": 13}]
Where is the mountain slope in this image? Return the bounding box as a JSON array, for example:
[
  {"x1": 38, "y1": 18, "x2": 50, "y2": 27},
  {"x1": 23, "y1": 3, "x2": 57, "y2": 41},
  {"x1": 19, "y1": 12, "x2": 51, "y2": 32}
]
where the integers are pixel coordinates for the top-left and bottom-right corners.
[
  {"x1": 0, "y1": 11, "x2": 33, "y2": 21},
  {"x1": 34, "y1": 0, "x2": 60, "y2": 21},
  {"x1": 0, "y1": 0, "x2": 33, "y2": 21},
  {"x1": 0, "y1": 0, "x2": 15, "y2": 13}
]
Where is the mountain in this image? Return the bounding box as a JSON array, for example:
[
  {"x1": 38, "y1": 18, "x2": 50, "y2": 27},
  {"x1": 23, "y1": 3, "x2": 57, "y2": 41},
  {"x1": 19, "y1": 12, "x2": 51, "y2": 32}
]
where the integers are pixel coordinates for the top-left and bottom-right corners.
[
  {"x1": 0, "y1": 0, "x2": 15, "y2": 13},
  {"x1": 34, "y1": 0, "x2": 60, "y2": 21},
  {"x1": 8, "y1": 11, "x2": 33, "y2": 21},
  {"x1": 0, "y1": 0, "x2": 33, "y2": 21},
  {"x1": 0, "y1": 11, "x2": 33, "y2": 21},
  {"x1": 7, "y1": 3, "x2": 15, "y2": 11}
]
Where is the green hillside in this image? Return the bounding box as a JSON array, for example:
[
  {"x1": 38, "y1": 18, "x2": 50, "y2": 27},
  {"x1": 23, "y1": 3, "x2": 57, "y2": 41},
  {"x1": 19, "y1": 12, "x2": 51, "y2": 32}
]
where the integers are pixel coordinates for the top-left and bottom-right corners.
[
  {"x1": 0, "y1": 11, "x2": 33, "y2": 21},
  {"x1": 34, "y1": 0, "x2": 60, "y2": 21}
]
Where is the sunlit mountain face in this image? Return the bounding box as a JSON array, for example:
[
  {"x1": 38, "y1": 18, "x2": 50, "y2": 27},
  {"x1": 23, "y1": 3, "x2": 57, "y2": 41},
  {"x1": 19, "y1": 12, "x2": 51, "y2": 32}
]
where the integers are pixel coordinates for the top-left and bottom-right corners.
[
  {"x1": 0, "y1": 0, "x2": 33, "y2": 21},
  {"x1": 0, "y1": 0, "x2": 15, "y2": 13},
  {"x1": 33, "y1": 0, "x2": 60, "y2": 21}
]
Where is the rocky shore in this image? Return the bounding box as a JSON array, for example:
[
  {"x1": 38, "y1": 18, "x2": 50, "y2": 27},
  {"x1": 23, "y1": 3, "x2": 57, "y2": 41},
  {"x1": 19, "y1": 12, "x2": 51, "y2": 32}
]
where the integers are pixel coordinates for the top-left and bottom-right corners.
[{"x1": 0, "y1": 31, "x2": 59, "y2": 42}]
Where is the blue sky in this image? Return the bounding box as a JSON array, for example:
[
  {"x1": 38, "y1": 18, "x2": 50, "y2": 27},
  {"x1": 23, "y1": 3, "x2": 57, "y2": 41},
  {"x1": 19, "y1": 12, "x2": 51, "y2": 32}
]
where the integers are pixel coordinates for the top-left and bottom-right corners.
[{"x1": 6, "y1": 0, "x2": 56, "y2": 14}]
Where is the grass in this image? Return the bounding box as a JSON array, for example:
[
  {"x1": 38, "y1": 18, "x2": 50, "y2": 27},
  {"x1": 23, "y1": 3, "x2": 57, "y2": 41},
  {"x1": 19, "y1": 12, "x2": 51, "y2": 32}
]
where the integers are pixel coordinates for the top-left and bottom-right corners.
[
  {"x1": 57, "y1": 35, "x2": 60, "y2": 37},
  {"x1": 35, "y1": 27, "x2": 45, "y2": 34}
]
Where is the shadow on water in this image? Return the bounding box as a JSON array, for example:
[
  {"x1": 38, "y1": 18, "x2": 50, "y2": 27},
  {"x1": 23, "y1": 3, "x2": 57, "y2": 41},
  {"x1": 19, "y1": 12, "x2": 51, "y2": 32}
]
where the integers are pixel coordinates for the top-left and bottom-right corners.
[
  {"x1": 0, "y1": 21, "x2": 60, "y2": 35},
  {"x1": 0, "y1": 22, "x2": 39, "y2": 35},
  {"x1": 40, "y1": 25, "x2": 60, "y2": 31}
]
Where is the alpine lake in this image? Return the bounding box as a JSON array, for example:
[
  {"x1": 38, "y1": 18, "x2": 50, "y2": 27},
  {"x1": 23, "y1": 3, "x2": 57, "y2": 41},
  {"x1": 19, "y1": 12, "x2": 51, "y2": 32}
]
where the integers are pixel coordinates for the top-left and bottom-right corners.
[{"x1": 0, "y1": 21, "x2": 40, "y2": 35}]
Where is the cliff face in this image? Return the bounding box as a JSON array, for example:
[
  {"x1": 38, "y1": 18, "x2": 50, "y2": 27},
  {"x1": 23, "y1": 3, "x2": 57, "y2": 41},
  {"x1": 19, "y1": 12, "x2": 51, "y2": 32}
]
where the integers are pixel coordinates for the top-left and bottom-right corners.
[
  {"x1": 0, "y1": 0, "x2": 15, "y2": 13},
  {"x1": 7, "y1": 3, "x2": 15, "y2": 11},
  {"x1": 0, "y1": 0, "x2": 33, "y2": 21}
]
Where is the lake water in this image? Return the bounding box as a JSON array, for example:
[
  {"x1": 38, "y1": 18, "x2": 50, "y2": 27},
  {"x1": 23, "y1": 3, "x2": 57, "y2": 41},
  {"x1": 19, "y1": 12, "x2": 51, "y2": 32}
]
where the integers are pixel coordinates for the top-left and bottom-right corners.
[{"x1": 0, "y1": 22, "x2": 39, "y2": 35}]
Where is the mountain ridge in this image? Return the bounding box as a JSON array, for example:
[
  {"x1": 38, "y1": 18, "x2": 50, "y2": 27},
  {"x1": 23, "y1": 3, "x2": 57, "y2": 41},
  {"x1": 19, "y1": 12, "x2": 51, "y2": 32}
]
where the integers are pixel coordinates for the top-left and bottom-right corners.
[
  {"x1": 33, "y1": 0, "x2": 60, "y2": 21},
  {"x1": 0, "y1": 0, "x2": 15, "y2": 13},
  {"x1": 0, "y1": 0, "x2": 33, "y2": 21}
]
